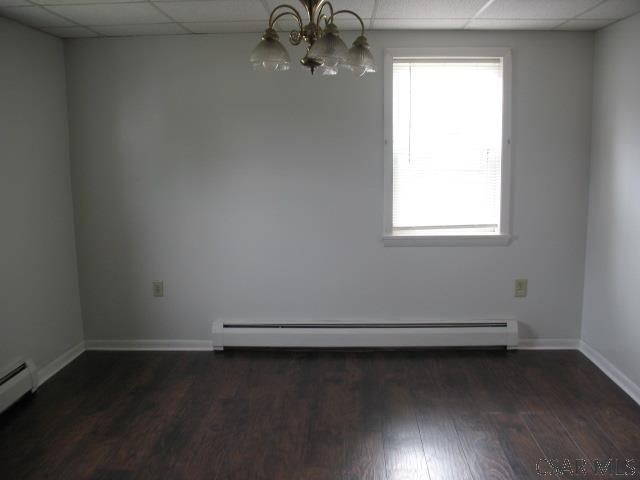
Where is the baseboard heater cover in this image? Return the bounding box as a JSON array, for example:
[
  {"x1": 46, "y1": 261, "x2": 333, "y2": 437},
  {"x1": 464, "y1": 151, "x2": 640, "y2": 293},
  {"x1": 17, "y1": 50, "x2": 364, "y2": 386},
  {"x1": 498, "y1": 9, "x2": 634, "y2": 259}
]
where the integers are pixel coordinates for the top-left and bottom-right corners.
[
  {"x1": 212, "y1": 319, "x2": 518, "y2": 350},
  {"x1": 0, "y1": 359, "x2": 37, "y2": 414}
]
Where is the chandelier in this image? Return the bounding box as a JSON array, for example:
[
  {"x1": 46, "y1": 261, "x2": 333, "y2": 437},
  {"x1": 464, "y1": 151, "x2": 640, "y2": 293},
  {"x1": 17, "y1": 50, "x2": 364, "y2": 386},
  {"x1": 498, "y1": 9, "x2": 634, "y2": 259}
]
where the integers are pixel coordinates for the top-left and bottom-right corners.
[{"x1": 250, "y1": 0, "x2": 376, "y2": 76}]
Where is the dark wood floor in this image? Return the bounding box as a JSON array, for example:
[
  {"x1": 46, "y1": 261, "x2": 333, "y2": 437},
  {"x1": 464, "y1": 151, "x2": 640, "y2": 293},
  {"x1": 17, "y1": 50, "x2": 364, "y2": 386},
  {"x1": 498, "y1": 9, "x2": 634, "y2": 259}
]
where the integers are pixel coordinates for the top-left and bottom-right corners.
[{"x1": 1, "y1": 350, "x2": 639, "y2": 479}]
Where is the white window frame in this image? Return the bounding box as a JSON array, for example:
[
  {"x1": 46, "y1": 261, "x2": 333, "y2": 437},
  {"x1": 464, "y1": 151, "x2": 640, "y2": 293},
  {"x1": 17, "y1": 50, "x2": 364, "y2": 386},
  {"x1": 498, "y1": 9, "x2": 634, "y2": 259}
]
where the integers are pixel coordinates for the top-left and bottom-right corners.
[{"x1": 383, "y1": 47, "x2": 513, "y2": 247}]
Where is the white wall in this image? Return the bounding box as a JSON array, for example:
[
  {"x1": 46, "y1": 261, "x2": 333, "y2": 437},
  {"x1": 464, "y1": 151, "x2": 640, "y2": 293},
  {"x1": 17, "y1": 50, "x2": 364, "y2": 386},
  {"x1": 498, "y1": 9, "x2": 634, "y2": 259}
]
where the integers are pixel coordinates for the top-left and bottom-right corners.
[
  {"x1": 0, "y1": 18, "x2": 83, "y2": 371},
  {"x1": 582, "y1": 14, "x2": 640, "y2": 387},
  {"x1": 65, "y1": 30, "x2": 593, "y2": 343}
]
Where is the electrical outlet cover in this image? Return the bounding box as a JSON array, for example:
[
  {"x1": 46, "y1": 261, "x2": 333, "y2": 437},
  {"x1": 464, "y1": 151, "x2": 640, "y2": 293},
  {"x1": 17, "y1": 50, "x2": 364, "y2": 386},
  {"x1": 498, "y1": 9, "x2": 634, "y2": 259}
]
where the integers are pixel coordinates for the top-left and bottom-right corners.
[
  {"x1": 515, "y1": 279, "x2": 528, "y2": 298},
  {"x1": 152, "y1": 280, "x2": 164, "y2": 297}
]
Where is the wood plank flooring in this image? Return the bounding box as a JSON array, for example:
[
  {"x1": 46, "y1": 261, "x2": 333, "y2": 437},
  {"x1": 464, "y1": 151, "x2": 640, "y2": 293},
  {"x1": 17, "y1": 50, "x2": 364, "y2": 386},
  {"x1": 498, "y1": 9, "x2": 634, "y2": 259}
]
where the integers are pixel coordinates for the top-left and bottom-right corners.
[{"x1": 1, "y1": 350, "x2": 639, "y2": 479}]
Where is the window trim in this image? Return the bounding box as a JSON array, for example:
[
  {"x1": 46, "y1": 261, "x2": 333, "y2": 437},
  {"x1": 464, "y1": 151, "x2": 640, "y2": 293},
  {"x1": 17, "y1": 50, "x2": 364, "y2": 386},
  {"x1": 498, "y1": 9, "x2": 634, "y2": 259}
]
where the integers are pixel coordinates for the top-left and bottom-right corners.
[{"x1": 383, "y1": 47, "x2": 513, "y2": 247}]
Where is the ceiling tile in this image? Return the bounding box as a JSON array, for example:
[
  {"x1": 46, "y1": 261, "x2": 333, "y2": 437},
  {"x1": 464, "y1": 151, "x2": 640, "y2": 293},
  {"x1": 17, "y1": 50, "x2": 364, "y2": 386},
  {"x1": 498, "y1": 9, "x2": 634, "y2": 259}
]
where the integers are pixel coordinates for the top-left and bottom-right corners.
[
  {"x1": 373, "y1": 18, "x2": 467, "y2": 29},
  {"x1": 478, "y1": 0, "x2": 602, "y2": 19},
  {"x1": 467, "y1": 18, "x2": 566, "y2": 29},
  {"x1": 248, "y1": 14, "x2": 348, "y2": 31},
  {"x1": 153, "y1": 0, "x2": 266, "y2": 22},
  {"x1": 376, "y1": 0, "x2": 488, "y2": 19},
  {"x1": 225, "y1": 15, "x2": 369, "y2": 32},
  {"x1": 42, "y1": 25, "x2": 97, "y2": 36},
  {"x1": 183, "y1": 20, "x2": 267, "y2": 33},
  {"x1": 265, "y1": 0, "x2": 374, "y2": 18},
  {"x1": 330, "y1": 16, "x2": 371, "y2": 30},
  {"x1": 556, "y1": 18, "x2": 618, "y2": 29},
  {"x1": 579, "y1": 0, "x2": 640, "y2": 19},
  {"x1": 0, "y1": 5, "x2": 73, "y2": 26},
  {"x1": 5, "y1": 0, "x2": 635, "y2": 36},
  {"x1": 47, "y1": 3, "x2": 168, "y2": 25},
  {"x1": 34, "y1": 0, "x2": 145, "y2": 5},
  {"x1": 0, "y1": 0, "x2": 30, "y2": 6},
  {"x1": 93, "y1": 22, "x2": 186, "y2": 36}
]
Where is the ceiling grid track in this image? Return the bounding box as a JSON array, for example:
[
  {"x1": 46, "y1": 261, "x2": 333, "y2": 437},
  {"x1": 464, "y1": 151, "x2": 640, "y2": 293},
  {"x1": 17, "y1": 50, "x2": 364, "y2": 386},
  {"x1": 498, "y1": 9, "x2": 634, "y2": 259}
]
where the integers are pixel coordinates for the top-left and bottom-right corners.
[
  {"x1": 146, "y1": 1, "x2": 191, "y2": 34},
  {"x1": 553, "y1": 0, "x2": 610, "y2": 30},
  {"x1": 370, "y1": 0, "x2": 380, "y2": 30},
  {"x1": 23, "y1": 0, "x2": 101, "y2": 36}
]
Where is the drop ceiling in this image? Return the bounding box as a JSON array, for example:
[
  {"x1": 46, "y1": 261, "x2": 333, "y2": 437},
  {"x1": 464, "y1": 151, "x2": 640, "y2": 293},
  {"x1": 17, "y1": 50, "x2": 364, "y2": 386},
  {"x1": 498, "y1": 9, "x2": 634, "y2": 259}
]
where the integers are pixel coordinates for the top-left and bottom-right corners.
[{"x1": 1, "y1": 0, "x2": 639, "y2": 38}]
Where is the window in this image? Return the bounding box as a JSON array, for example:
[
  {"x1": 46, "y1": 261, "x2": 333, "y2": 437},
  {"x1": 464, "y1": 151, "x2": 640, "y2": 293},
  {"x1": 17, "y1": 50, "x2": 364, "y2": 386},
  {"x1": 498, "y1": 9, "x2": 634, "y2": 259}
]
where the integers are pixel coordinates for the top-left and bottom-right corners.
[{"x1": 383, "y1": 48, "x2": 512, "y2": 246}]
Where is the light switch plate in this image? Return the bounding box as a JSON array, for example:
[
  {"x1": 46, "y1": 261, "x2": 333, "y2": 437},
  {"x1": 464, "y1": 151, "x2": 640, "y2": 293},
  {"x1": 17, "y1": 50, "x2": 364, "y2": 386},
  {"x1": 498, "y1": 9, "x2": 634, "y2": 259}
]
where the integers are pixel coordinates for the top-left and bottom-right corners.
[
  {"x1": 514, "y1": 279, "x2": 528, "y2": 298},
  {"x1": 152, "y1": 280, "x2": 164, "y2": 297}
]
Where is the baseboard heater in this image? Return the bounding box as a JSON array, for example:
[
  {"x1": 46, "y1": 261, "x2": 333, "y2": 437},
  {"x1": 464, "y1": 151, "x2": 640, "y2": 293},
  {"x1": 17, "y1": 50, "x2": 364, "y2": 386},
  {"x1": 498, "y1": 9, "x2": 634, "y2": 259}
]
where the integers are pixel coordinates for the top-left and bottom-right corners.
[
  {"x1": 0, "y1": 359, "x2": 37, "y2": 414},
  {"x1": 212, "y1": 319, "x2": 518, "y2": 350}
]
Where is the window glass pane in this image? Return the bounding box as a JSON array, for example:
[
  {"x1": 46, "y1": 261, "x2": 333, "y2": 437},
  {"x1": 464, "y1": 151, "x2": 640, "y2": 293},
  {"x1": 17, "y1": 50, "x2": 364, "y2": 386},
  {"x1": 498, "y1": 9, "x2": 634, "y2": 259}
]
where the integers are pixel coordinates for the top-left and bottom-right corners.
[{"x1": 392, "y1": 59, "x2": 503, "y2": 231}]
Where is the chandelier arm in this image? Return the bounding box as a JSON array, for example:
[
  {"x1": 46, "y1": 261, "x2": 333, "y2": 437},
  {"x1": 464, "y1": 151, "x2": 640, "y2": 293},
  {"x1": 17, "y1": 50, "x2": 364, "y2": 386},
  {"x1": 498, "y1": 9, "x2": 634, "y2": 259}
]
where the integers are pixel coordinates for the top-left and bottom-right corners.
[
  {"x1": 314, "y1": 0, "x2": 334, "y2": 27},
  {"x1": 269, "y1": 4, "x2": 304, "y2": 29},
  {"x1": 269, "y1": 11, "x2": 304, "y2": 33},
  {"x1": 329, "y1": 9, "x2": 365, "y2": 36},
  {"x1": 317, "y1": 14, "x2": 328, "y2": 28}
]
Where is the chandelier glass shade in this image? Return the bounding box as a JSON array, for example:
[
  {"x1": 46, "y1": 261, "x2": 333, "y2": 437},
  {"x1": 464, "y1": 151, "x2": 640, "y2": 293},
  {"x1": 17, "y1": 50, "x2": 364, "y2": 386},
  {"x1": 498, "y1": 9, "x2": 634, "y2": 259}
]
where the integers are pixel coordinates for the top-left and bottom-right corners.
[
  {"x1": 249, "y1": 29, "x2": 291, "y2": 72},
  {"x1": 347, "y1": 36, "x2": 376, "y2": 77},
  {"x1": 250, "y1": 0, "x2": 375, "y2": 76}
]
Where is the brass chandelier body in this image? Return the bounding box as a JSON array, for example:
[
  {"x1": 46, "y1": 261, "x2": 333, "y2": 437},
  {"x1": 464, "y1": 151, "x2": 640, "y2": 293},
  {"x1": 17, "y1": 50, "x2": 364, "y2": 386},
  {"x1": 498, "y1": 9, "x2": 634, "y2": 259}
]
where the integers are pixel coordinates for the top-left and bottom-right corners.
[{"x1": 250, "y1": 0, "x2": 375, "y2": 76}]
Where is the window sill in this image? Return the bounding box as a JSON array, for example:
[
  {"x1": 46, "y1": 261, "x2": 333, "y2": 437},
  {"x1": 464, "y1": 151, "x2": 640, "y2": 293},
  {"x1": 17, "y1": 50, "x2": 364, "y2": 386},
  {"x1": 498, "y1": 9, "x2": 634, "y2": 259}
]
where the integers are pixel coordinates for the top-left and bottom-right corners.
[{"x1": 382, "y1": 232, "x2": 514, "y2": 247}]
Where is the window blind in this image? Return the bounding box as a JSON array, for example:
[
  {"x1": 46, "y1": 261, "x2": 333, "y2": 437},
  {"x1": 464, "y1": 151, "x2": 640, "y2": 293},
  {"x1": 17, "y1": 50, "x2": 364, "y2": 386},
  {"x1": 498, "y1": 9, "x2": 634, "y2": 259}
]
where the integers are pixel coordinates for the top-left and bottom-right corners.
[{"x1": 392, "y1": 58, "x2": 504, "y2": 232}]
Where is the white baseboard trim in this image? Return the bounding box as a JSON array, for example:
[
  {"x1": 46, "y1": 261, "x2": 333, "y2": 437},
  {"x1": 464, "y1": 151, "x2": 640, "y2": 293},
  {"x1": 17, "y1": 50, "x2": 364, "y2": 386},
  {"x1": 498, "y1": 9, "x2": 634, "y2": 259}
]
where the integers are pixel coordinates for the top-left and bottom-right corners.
[
  {"x1": 86, "y1": 338, "x2": 577, "y2": 351},
  {"x1": 579, "y1": 341, "x2": 640, "y2": 406},
  {"x1": 84, "y1": 339, "x2": 213, "y2": 351},
  {"x1": 518, "y1": 338, "x2": 580, "y2": 350},
  {"x1": 37, "y1": 341, "x2": 86, "y2": 387}
]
